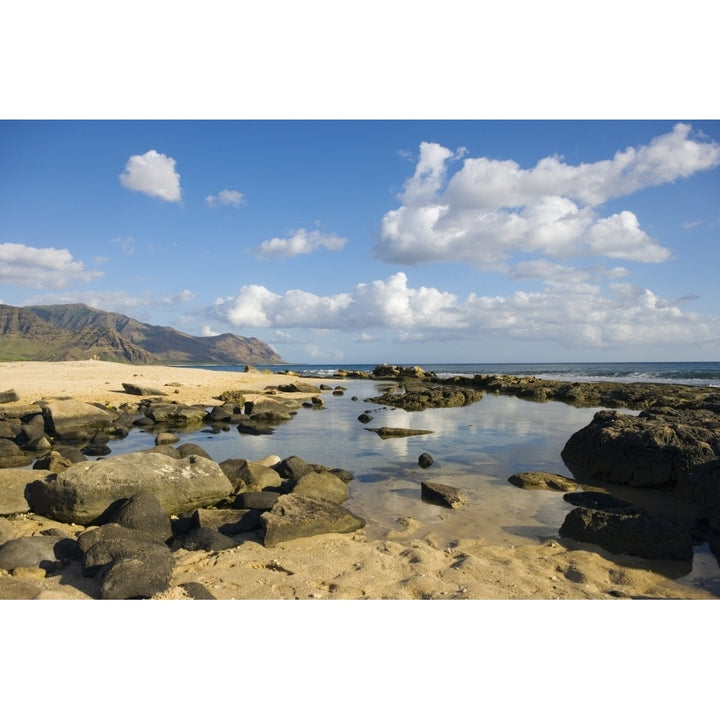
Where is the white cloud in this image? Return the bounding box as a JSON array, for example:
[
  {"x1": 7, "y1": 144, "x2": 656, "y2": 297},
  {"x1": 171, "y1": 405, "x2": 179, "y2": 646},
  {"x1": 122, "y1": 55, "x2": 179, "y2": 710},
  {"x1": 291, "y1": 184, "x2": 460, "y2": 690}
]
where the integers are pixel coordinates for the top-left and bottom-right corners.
[
  {"x1": 376, "y1": 124, "x2": 720, "y2": 267},
  {"x1": 0, "y1": 243, "x2": 103, "y2": 288},
  {"x1": 250, "y1": 229, "x2": 348, "y2": 260},
  {"x1": 119, "y1": 149, "x2": 182, "y2": 202},
  {"x1": 23, "y1": 288, "x2": 195, "y2": 313},
  {"x1": 205, "y1": 189, "x2": 245, "y2": 208},
  {"x1": 210, "y1": 271, "x2": 720, "y2": 349}
]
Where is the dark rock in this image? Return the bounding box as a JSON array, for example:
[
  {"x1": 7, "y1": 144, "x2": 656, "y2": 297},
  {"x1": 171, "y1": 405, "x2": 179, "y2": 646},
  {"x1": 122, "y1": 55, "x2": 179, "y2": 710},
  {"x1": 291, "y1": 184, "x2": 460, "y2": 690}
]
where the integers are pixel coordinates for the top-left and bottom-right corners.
[
  {"x1": 235, "y1": 416, "x2": 275, "y2": 435},
  {"x1": 179, "y1": 526, "x2": 236, "y2": 552},
  {"x1": 81, "y1": 443, "x2": 112, "y2": 456},
  {"x1": 219, "y1": 458, "x2": 284, "y2": 493},
  {"x1": 0, "y1": 534, "x2": 79, "y2": 573},
  {"x1": 357, "y1": 413, "x2": 373, "y2": 424},
  {"x1": 0, "y1": 438, "x2": 29, "y2": 468},
  {"x1": 232, "y1": 491, "x2": 281, "y2": 510},
  {"x1": 275, "y1": 455, "x2": 314, "y2": 482},
  {"x1": 192, "y1": 507, "x2": 263, "y2": 535},
  {"x1": 559, "y1": 507, "x2": 694, "y2": 562},
  {"x1": 145, "y1": 403, "x2": 207, "y2": 426},
  {"x1": 366, "y1": 385, "x2": 481, "y2": 411},
  {"x1": 261, "y1": 494, "x2": 366, "y2": 548},
  {"x1": 26, "y1": 451, "x2": 233, "y2": 525},
  {"x1": 420, "y1": 480, "x2": 468, "y2": 508},
  {"x1": 175, "y1": 443, "x2": 213, "y2": 460},
  {"x1": 507, "y1": 472, "x2": 579, "y2": 492},
  {"x1": 0, "y1": 389, "x2": 20, "y2": 404},
  {"x1": 366, "y1": 427, "x2": 434, "y2": 438},
  {"x1": 107, "y1": 491, "x2": 173, "y2": 543},
  {"x1": 418, "y1": 453, "x2": 433, "y2": 469}
]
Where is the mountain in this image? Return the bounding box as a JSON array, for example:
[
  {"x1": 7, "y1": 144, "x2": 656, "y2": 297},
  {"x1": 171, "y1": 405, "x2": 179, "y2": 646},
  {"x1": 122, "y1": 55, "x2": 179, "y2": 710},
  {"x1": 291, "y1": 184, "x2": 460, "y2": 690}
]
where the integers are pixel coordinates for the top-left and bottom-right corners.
[{"x1": 0, "y1": 303, "x2": 285, "y2": 365}]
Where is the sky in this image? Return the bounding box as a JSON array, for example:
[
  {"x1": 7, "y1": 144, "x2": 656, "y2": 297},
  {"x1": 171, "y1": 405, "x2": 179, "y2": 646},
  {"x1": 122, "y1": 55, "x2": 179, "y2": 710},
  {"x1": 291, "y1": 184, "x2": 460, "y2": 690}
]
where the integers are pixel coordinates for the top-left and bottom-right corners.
[
  {"x1": 1, "y1": 3, "x2": 719, "y2": 366},
  {"x1": 2, "y1": 119, "x2": 718, "y2": 364}
]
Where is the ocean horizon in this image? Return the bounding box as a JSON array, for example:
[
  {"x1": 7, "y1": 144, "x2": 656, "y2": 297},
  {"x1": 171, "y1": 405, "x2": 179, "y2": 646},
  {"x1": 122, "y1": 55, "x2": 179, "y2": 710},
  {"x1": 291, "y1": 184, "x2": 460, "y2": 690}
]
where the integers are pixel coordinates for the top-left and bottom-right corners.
[{"x1": 189, "y1": 360, "x2": 720, "y2": 387}]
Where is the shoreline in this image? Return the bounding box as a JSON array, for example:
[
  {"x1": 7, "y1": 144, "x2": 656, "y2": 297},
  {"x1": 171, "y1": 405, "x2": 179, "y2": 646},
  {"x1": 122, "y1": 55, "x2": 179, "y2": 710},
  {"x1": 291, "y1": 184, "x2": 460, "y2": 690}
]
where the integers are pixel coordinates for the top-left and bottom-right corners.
[{"x1": 1, "y1": 360, "x2": 718, "y2": 600}]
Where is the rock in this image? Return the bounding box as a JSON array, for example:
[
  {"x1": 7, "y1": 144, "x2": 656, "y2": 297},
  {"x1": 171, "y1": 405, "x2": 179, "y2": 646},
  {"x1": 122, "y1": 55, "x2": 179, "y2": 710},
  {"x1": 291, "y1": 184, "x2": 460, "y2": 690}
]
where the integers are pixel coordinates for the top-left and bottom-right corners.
[
  {"x1": 232, "y1": 492, "x2": 281, "y2": 511},
  {"x1": 0, "y1": 438, "x2": 29, "y2": 468},
  {"x1": 107, "y1": 491, "x2": 173, "y2": 542},
  {"x1": 366, "y1": 427, "x2": 434, "y2": 438},
  {"x1": 559, "y1": 506, "x2": 694, "y2": 563},
  {"x1": 418, "y1": 452, "x2": 433, "y2": 469},
  {"x1": 357, "y1": 412, "x2": 373, "y2": 424},
  {"x1": 507, "y1": 472, "x2": 579, "y2": 492},
  {"x1": 561, "y1": 409, "x2": 720, "y2": 489},
  {"x1": 278, "y1": 382, "x2": 322, "y2": 394},
  {"x1": 0, "y1": 468, "x2": 50, "y2": 515},
  {"x1": 420, "y1": 480, "x2": 468, "y2": 508},
  {"x1": 0, "y1": 534, "x2": 79, "y2": 573},
  {"x1": 0, "y1": 418, "x2": 21, "y2": 439},
  {"x1": 42, "y1": 399, "x2": 118, "y2": 436},
  {"x1": 219, "y1": 458, "x2": 285, "y2": 493},
  {"x1": 155, "y1": 432, "x2": 179, "y2": 446},
  {"x1": 192, "y1": 507, "x2": 263, "y2": 535},
  {"x1": 563, "y1": 491, "x2": 634, "y2": 511},
  {"x1": 175, "y1": 443, "x2": 213, "y2": 460},
  {"x1": 26, "y1": 451, "x2": 233, "y2": 525},
  {"x1": 81, "y1": 443, "x2": 112, "y2": 456},
  {"x1": 366, "y1": 385, "x2": 482, "y2": 411},
  {"x1": 78, "y1": 523, "x2": 175, "y2": 598},
  {"x1": 121, "y1": 382, "x2": 168, "y2": 396},
  {"x1": 0, "y1": 389, "x2": 20, "y2": 404},
  {"x1": 275, "y1": 455, "x2": 314, "y2": 482},
  {"x1": 235, "y1": 417, "x2": 275, "y2": 435},
  {"x1": 292, "y1": 471, "x2": 349, "y2": 505},
  {"x1": 179, "y1": 526, "x2": 236, "y2": 552},
  {"x1": 145, "y1": 403, "x2": 207, "y2": 426},
  {"x1": 261, "y1": 494, "x2": 366, "y2": 548}
]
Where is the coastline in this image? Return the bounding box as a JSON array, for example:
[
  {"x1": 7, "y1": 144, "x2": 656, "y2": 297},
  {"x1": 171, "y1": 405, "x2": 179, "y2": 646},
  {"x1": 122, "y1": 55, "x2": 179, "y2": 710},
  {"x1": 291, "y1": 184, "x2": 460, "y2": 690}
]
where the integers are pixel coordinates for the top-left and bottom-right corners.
[{"x1": 0, "y1": 360, "x2": 717, "y2": 600}]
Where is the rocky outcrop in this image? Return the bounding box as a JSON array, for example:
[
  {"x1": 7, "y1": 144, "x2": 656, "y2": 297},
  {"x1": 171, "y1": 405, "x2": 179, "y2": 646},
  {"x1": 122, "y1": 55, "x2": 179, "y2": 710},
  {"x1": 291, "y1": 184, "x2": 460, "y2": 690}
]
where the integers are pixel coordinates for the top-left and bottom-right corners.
[
  {"x1": 561, "y1": 407, "x2": 720, "y2": 530},
  {"x1": 559, "y1": 507, "x2": 694, "y2": 563},
  {"x1": 26, "y1": 451, "x2": 234, "y2": 525},
  {"x1": 366, "y1": 385, "x2": 483, "y2": 411},
  {"x1": 41, "y1": 399, "x2": 119, "y2": 436}
]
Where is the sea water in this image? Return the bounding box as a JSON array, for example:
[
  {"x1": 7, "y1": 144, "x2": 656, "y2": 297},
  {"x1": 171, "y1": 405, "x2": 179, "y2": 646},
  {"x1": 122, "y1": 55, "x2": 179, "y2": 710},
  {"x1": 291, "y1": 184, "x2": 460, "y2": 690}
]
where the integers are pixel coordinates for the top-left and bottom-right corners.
[{"x1": 112, "y1": 362, "x2": 720, "y2": 594}]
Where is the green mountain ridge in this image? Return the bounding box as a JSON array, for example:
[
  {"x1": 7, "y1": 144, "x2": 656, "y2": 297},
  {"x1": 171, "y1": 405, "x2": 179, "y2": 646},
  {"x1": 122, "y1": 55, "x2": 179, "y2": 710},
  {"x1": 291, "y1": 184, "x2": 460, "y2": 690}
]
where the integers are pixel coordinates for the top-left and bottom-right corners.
[{"x1": 0, "y1": 303, "x2": 285, "y2": 365}]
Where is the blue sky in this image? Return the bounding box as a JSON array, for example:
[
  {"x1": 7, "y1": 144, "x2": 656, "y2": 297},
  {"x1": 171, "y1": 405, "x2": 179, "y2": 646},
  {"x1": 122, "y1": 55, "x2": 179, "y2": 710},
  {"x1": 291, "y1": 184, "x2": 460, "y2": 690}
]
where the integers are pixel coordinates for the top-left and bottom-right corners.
[
  {"x1": 1, "y1": 3, "x2": 718, "y2": 365},
  {"x1": 1, "y1": 119, "x2": 719, "y2": 364}
]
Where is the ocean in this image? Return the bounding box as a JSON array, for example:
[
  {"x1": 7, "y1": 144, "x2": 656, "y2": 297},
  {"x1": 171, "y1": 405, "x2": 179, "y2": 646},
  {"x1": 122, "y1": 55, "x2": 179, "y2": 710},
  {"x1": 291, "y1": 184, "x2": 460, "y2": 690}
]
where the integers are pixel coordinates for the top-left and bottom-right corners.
[
  {"x1": 124, "y1": 361, "x2": 720, "y2": 593},
  {"x1": 192, "y1": 360, "x2": 720, "y2": 387}
]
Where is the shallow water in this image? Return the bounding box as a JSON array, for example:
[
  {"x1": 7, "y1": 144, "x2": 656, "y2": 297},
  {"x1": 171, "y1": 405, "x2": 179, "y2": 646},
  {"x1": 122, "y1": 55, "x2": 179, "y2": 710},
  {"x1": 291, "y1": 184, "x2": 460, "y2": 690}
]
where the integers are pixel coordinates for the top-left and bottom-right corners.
[{"x1": 101, "y1": 377, "x2": 719, "y2": 593}]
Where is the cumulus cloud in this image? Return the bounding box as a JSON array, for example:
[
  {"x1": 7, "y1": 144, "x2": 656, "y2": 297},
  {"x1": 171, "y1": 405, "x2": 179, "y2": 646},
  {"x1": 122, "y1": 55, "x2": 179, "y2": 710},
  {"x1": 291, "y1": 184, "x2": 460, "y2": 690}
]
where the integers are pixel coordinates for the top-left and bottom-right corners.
[
  {"x1": 0, "y1": 243, "x2": 103, "y2": 288},
  {"x1": 376, "y1": 124, "x2": 720, "y2": 267},
  {"x1": 205, "y1": 189, "x2": 245, "y2": 208},
  {"x1": 119, "y1": 150, "x2": 182, "y2": 202},
  {"x1": 210, "y1": 272, "x2": 720, "y2": 349},
  {"x1": 250, "y1": 229, "x2": 348, "y2": 260}
]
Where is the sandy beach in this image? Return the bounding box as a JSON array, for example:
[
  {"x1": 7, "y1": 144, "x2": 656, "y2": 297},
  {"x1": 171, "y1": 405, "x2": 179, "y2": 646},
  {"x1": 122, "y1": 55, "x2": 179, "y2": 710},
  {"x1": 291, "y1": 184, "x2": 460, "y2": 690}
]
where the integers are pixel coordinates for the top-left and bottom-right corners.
[{"x1": 0, "y1": 360, "x2": 716, "y2": 600}]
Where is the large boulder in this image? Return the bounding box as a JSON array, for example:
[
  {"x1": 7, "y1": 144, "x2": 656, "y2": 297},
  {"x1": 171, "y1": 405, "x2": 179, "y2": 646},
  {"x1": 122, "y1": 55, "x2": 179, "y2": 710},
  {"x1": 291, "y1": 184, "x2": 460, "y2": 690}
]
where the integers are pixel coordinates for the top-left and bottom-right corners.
[
  {"x1": 42, "y1": 399, "x2": 118, "y2": 436},
  {"x1": 78, "y1": 523, "x2": 174, "y2": 599},
  {"x1": 0, "y1": 438, "x2": 29, "y2": 469},
  {"x1": 219, "y1": 458, "x2": 284, "y2": 493},
  {"x1": 0, "y1": 534, "x2": 80, "y2": 573},
  {"x1": 26, "y1": 451, "x2": 233, "y2": 525},
  {"x1": 507, "y1": 472, "x2": 579, "y2": 492},
  {"x1": 559, "y1": 506, "x2": 694, "y2": 563},
  {"x1": 261, "y1": 494, "x2": 366, "y2": 548},
  {"x1": 561, "y1": 409, "x2": 720, "y2": 490},
  {"x1": 420, "y1": 480, "x2": 468, "y2": 508}
]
